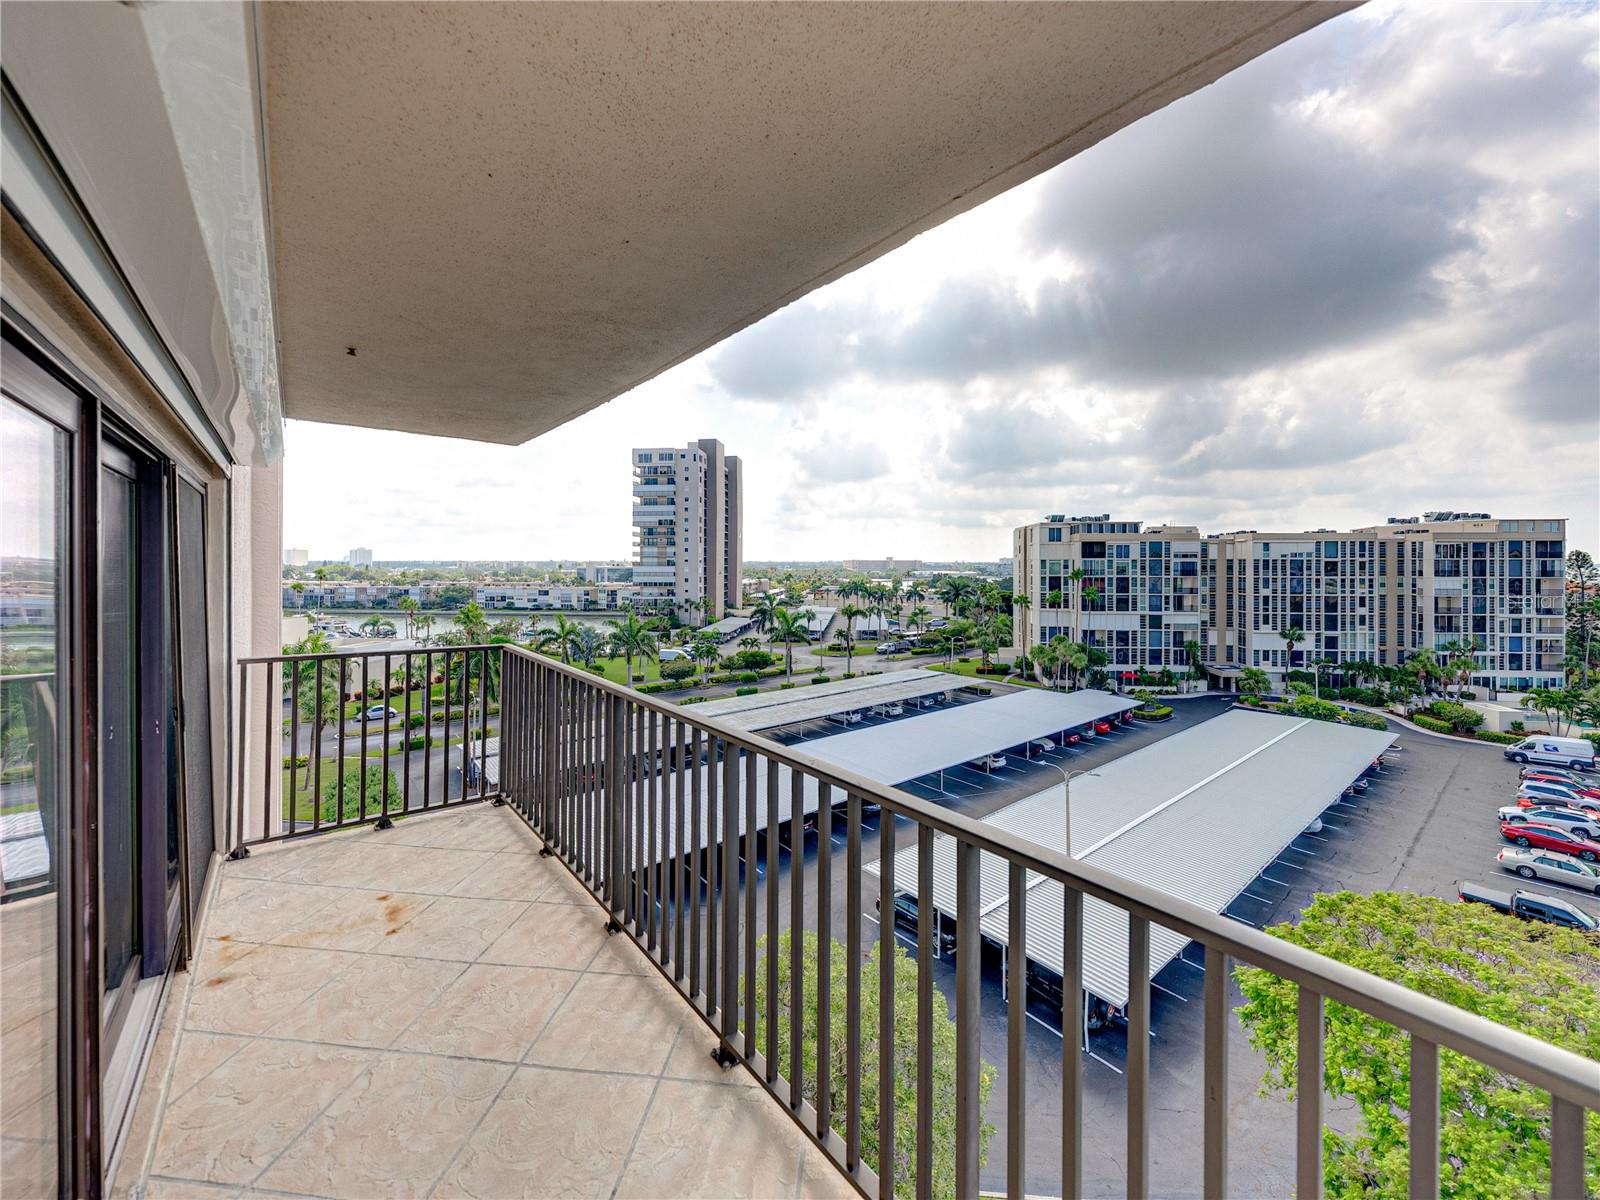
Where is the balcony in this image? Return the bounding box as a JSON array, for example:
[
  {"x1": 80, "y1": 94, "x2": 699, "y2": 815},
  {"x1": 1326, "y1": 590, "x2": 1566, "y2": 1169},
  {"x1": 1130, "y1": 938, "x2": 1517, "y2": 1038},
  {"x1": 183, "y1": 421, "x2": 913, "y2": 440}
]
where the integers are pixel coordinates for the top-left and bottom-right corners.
[
  {"x1": 124, "y1": 645, "x2": 1600, "y2": 1200},
  {"x1": 128, "y1": 805, "x2": 850, "y2": 1199}
]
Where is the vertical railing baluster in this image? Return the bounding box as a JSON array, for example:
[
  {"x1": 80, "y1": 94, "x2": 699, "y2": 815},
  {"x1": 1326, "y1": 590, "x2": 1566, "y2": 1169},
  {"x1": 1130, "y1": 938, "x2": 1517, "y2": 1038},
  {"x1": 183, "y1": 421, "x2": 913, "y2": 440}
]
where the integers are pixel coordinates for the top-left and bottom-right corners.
[
  {"x1": 691, "y1": 728, "x2": 703, "y2": 1000},
  {"x1": 816, "y1": 781, "x2": 833, "y2": 1140},
  {"x1": 1203, "y1": 944, "x2": 1230, "y2": 1200},
  {"x1": 288, "y1": 659, "x2": 300, "y2": 836},
  {"x1": 846, "y1": 792, "x2": 863, "y2": 1171},
  {"x1": 631, "y1": 701, "x2": 644, "y2": 927},
  {"x1": 422, "y1": 651, "x2": 433, "y2": 811},
  {"x1": 402, "y1": 651, "x2": 413, "y2": 815},
  {"x1": 675, "y1": 720, "x2": 688, "y2": 979},
  {"x1": 645, "y1": 709, "x2": 658, "y2": 952},
  {"x1": 439, "y1": 651, "x2": 450, "y2": 807},
  {"x1": 765, "y1": 758, "x2": 780, "y2": 1083},
  {"x1": 379, "y1": 651, "x2": 392, "y2": 826},
  {"x1": 916, "y1": 823, "x2": 933, "y2": 1200},
  {"x1": 1408, "y1": 1036, "x2": 1438, "y2": 1200},
  {"x1": 607, "y1": 692, "x2": 625, "y2": 924},
  {"x1": 789, "y1": 767, "x2": 805, "y2": 1112},
  {"x1": 955, "y1": 838, "x2": 980, "y2": 1199},
  {"x1": 358, "y1": 656, "x2": 370, "y2": 823},
  {"x1": 311, "y1": 657, "x2": 324, "y2": 832},
  {"x1": 1297, "y1": 987, "x2": 1324, "y2": 1200},
  {"x1": 721, "y1": 741, "x2": 739, "y2": 1055},
  {"x1": 1062, "y1": 886, "x2": 1083, "y2": 1200},
  {"x1": 877, "y1": 810, "x2": 896, "y2": 1200},
  {"x1": 707, "y1": 735, "x2": 720, "y2": 1010},
  {"x1": 1127, "y1": 915, "x2": 1151, "y2": 1200},
  {"x1": 337, "y1": 658, "x2": 348, "y2": 823},
  {"x1": 744, "y1": 749, "x2": 758, "y2": 1060},
  {"x1": 477, "y1": 646, "x2": 489, "y2": 801},
  {"x1": 262, "y1": 660, "x2": 274, "y2": 838},
  {"x1": 1550, "y1": 1097, "x2": 1583, "y2": 1200},
  {"x1": 1007, "y1": 861, "x2": 1026, "y2": 1200}
]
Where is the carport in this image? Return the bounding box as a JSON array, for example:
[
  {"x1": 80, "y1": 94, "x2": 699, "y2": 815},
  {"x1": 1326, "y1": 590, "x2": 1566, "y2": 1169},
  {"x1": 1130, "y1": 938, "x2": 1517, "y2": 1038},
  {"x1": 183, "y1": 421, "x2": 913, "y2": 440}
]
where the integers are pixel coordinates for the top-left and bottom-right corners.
[
  {"x1": 800, "y1": 688, "x2": 1136, "y2": 790},
  {"x1": 866, "y1": 710, "x2": 1394, "y2": 1032},
  {"x1": 692, "y1": 668, "x2": 956, "y2": 733}
]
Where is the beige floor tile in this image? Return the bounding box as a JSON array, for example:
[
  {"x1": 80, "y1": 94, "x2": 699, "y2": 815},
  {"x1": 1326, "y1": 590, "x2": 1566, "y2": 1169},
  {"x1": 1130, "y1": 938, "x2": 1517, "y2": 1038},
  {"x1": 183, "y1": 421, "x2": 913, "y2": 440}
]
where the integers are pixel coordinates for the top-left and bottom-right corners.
[
  {"x1": 613, "y1": 1078, "x2": 807, "y2": 1199},
  {"x1": 201, "y1": 880, "x2": 347, "y2": 945},
  {"x1": 183, "y1": 945, "x2": 358, "y2": 1036},
  {"x1": 796, "y1": 1145, "x2": 859, "y2": 1199},
  {"x1": 166, "y1": 1031, "x2": 252, "y2": 1101},
  {"x1": 444, "y1": 851, "x2": 568, "y2": 902},
  {"x1": 268, "y1": 889, "x2": 437, "y2": 953},
  {"x1": 272, "y1": 954, "x2": 465, "y2": 1049},
  {"x1": 1, "y1": 1135, "x2": 57, "y2": 1198},
  {"x1": 582, "y1": 930, "x2": 656, "y2": 976},
  {"x1": 341, "y1": 845, "x2": 499, "y2": 895},
  {"x1": 393, "y1": 964, "x2": 576, "y2": 1062},
  {"x1": 477, "y1": 902, "x2": 607, "y2": 970},
  {"x1": 140, "y1": 1178, "x2": 242, "y2": 1198},
  {"x1": 256, "y1": 1053, "x2": 510, "y2": 1199},
  {"x1": 150, "y1": 1040, "x2": 375, "y2": 1185},
  {"x1": 529, "y1": 863, "x2": 601, "y2": 906},
  {"x1": 524, "y1": 971, "x2": 681, "y2": 1076},
  {"x1": 662, "y1": 1024, "x2": 760, "y2": 1087},
  {"x1": 374, "y1": 896, "x2": 526, "y2": 961},
  {"x1": 189, "y1": 937, "x2": 262, "y2": 985},
  {"x1": 379, "y1": 811, "x2": 484, "y2": 851},
  {"x1": 431, "y1": 1065, "x2": 654, "y2": 1200}
]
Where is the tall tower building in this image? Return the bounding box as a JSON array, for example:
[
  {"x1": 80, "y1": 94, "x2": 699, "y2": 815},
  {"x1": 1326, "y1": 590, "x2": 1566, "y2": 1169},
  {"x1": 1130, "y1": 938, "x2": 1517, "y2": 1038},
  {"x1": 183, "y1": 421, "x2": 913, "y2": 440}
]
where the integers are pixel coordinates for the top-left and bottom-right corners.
[{"x1": 631, "y1": 439, "x2": 742, "y2": 621}]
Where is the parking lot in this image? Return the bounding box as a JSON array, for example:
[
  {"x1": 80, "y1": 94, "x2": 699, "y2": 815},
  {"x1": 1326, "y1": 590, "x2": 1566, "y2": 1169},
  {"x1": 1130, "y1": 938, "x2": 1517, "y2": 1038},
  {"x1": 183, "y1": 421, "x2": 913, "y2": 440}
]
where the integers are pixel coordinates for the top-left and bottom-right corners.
[{"x1": 690, "y1": 689, "x2": 1586, "y2": 1197}]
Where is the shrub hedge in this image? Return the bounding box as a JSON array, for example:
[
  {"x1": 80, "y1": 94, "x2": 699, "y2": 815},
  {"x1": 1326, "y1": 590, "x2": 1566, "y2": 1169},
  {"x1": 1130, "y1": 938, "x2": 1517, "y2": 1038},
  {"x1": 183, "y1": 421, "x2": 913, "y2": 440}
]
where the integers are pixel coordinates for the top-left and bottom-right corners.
[
  {"x1": 1473, "y1": 730, "x2": 1522, "y2": 745},
  {"x1": 1133, "y1": 706, "x2": 1173, "y2": 721},
  {"x1": 734, "y1": 686, "x2": 759, "y2": 697}
]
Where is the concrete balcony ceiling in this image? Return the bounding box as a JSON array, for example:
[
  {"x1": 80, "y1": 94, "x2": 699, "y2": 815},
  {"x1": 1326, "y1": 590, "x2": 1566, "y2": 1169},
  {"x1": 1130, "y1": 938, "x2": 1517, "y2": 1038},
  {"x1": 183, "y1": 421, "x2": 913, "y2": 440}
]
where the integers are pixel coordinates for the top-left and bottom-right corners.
[{"x1": 261, "y1": 2, "x2": 1345, "y2": 443}]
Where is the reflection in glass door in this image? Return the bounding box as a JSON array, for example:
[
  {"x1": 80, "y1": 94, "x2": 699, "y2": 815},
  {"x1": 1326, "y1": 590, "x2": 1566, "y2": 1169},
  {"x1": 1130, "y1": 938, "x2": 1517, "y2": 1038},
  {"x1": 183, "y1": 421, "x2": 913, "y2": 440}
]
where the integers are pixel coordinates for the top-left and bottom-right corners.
[
  {"x1": 0, "y1": 392, "x2": 70, "y2": 1197},
  {"x1": 99, "y1": 450, "x2": 140, "y2": 1046}
]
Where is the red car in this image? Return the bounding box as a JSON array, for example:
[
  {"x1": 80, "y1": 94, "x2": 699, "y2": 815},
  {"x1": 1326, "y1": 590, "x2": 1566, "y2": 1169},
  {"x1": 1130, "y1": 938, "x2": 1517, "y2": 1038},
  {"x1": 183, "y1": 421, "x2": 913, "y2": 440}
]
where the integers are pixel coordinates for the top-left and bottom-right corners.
[
  {"x1": 1093, "y1": 720, "x2": 1113, "y2": 735},
  {"x1": 1062, "y1": 731, "x2": 1082, "y2": 746},
  {"x1": 1501, "y1": 821, "x2": 1600, "y2": 863}
]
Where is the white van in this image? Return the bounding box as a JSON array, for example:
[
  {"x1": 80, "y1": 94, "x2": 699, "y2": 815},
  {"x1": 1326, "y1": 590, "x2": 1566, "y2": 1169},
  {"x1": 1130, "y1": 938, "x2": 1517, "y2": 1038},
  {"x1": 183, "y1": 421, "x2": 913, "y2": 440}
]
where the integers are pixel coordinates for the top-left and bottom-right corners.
[{"x1": 1504, "y1": 736, "x2": 1596, "y2": 771}]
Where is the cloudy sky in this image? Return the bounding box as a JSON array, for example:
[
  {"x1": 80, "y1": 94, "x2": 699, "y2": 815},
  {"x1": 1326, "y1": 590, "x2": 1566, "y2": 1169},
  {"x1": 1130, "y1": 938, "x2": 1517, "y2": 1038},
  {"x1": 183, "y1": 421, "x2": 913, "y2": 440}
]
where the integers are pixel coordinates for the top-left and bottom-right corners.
[{"x1": 284, "y1": 2, "x2": 1599, "y2": 564}]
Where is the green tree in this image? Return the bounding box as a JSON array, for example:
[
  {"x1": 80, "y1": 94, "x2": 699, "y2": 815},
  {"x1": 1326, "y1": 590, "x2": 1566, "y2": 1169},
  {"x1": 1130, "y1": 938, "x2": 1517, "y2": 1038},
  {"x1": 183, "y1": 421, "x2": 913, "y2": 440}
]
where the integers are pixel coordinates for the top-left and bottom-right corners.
[
  {"x1": 396, "y1": 594, "x2": 420, "y2": 639},
  {"x1": 751, "y1": 930, "x2": 994, "y2": 1199},
  {"x1": 1519, "y1": 687, "x2": 1581, "y2": 736},
  {"x1": 767, "y1": 606, "x2": 812, "y2": 683},
  {"x1": 1237, "y1": 666, "x2": 1271, "y2": 697},
  {"x1": 456, "y1": 601, "x2": 490, "y2": 643},
  {"x1": 908, "y1": 605, "x2": 932, "y2": 634},
  {"x1": 1236, "y1": 891, "x2": 1600, "y2": 1200},
  {"x1": 1276, "y1": 625, "x2": 1305, "y2": 675},
  {"x1": 659, "y1": 658, "x2": 698, "y2": 683},
  {"x1": 319, "y1": 762, "x2": 400, "y2": 824},
  {"x1": 606, "y1": 613, "x2": 660, "y2": 687},
  {"x1": 832, "y1": 626, "x2": 856, "y2": 675}
]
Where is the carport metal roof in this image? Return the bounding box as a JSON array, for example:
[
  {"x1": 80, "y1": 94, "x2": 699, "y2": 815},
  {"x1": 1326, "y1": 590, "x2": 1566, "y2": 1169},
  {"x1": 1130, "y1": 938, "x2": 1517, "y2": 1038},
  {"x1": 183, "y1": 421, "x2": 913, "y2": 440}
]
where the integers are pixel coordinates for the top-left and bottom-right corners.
[
  {"x1": 694, "y1": 672, "x2": 957, "y2": 733},
  {"x1": 644, "y1": 756, "x2": 828, "y2": 866},
  {"x1": 804, "y1": 688, "x2": 1135, "y2": 786},
  {"x1": 693, "y1": 669, "x2": 942, "y2": 720},
  {"x1": 867, "y1": 709, "x2": 1394, "y2": 1007}
]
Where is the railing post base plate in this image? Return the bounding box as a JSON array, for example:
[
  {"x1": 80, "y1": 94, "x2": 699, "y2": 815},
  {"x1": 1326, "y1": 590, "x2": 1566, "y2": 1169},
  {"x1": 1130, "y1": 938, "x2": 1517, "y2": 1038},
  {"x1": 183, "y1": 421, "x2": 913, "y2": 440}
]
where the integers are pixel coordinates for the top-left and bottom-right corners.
[
  {"x1": 710, "y1": 1044, "x2": 739, "y2": 1070},
  {"x1": 227, "y1": 845, "x2": 250, "y2": 860},
  {"x1": 604, "y1": 917, "x2": 623, "y2": 934},
  {"x1": 540, "y1": 845, "x2": 556, "y2": 858},
  {"x1": 374, "y1": 816, "x2": 394, "y2": 831}
]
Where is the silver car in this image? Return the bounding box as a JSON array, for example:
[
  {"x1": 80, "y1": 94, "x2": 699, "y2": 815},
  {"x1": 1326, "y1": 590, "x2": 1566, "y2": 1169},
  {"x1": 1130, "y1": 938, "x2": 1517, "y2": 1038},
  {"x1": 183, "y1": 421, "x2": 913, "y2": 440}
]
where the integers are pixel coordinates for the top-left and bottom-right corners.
[
  {"x1": 1496, "y1": 847, "x2": 1600, "y2": 894},
  {"x1": 1497, "y1": 805, "x2": 1600, "y2": 839}
]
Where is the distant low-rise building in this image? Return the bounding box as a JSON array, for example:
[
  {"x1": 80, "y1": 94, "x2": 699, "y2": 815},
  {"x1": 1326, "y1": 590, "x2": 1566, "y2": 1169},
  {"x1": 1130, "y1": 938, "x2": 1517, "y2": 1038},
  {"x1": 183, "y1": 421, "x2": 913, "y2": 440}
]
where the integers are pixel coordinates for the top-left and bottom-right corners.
[
  {"x1": 1014, "y1": 512, "x2": 1566, "y2": 692},
  {"x1": 475, "y1": 583, "x2": 638, "y2": 611},
  {"x1": 842, "y1": 557, "x2": 922, "y2": 572}
]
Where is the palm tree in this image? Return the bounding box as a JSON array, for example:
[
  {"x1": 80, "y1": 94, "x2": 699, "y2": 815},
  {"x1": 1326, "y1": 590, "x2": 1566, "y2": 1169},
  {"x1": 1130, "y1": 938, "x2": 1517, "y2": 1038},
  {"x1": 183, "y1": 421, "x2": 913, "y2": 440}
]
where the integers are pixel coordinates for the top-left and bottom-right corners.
[
  {"x1": 688, "y1": 635, "x2": 720, "y2": 670},
  {"x1": 832, "y1": 627, "x2": 856, "y2": 675},
  {"x1": 545, "y1": 614, "x2": 583, "y2": 664},
  {"x1": 1276, "y1": 624, "x2": 1305, "y2": 677},
  {"x1": 840, "y1": 603, "x2": 867, "y2": 653},
  {"x1": 396, "y1": 595, "x2": 420, "y2": 640},
  {"x1": 573, "y1": 625, "x2": 605, "y2": 667},
  {"x1": 1067, "y1": 567, "x2": 1086, "y2": 644},
  {"x1": 359, "y1": 614, "x2": 386, "y2": 638},
  {"x1": 605, "y1": 613, "x2": 659, "y2": 687},
  {"x1": 908, "y1": 605, "x2": 931, "y2": 634},
  {"x1": 766, "y1": 607, "x2": 811, "y2": 683},
  {"x1": 1183, "y1": 639, "x2": 1203, "y2": 682},
  {"x1": 414, "y1": 613, "x2": 435, "y2": 646},
  {"x1": 750, "y1": 593, "x2": 778, "y2": 634},
  {"x1": 975, "y1": 613, "x2": 1012, "y2": 670},
  {"x1": 457, "y1": 601, "x2": 490, "y2": 643},
  {"x1": 903, "y1": 582, "x2": 927, "y2": 615}
]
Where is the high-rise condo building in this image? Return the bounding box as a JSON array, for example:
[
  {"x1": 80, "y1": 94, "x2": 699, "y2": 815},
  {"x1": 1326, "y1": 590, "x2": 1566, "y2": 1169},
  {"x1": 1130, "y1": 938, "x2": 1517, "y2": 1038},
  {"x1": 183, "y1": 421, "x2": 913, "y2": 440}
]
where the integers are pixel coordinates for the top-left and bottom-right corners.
[
  {"x1": 631, "y1": 439, "x2": 743, "y2": 621},
  {"x1": 1013, "y1": 512, "x2": 1566, "y2": 692},
  {"x1": 347, "y1": 546, "x2": 374, "y2": 566},
  {"x1": 283, "y1": 547, "x2": 309, "y2": 567}
]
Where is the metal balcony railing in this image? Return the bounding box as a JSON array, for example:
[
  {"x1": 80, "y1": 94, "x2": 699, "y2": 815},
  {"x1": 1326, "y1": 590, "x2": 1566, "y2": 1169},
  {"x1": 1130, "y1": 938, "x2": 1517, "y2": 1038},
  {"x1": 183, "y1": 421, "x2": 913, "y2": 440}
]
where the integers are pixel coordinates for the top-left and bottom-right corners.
[
  {"x1": 230, "y1": 645, "x2": 503, "y2": 852},
  {"x1": 229, "y1": 646, "x2": 1600, "y2": 1198}
]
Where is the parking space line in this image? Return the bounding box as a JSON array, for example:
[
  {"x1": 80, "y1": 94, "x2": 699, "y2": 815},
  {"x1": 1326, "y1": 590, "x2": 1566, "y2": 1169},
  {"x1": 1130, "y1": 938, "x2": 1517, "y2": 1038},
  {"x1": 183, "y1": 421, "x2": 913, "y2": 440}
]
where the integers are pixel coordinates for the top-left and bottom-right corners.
[
  {"x1": 1151, "y1": 980, "x2": 1188, "y2": 1003},
  {"x1": 1272, "y1": 857, "x2": 1305, "y2": 870},
  {"x1": 1026, "y1": 1011, "x2": 1064, "y2": 1039}
]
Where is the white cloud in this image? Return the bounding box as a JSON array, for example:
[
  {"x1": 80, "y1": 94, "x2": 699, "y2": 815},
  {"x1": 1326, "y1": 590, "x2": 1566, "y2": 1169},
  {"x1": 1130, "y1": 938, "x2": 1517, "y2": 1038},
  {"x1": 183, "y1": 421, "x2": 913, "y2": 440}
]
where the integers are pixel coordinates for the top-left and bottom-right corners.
[{"x1": 288, "y1": 4, "x2": 1599, "y2": 563}]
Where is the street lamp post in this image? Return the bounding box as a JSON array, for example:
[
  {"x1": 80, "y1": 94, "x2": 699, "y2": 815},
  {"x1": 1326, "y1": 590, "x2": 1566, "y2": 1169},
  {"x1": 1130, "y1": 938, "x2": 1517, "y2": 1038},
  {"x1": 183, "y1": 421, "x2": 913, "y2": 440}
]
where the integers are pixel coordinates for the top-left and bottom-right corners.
[{"x1": 1041, "y1": 761, "x2": 1099, "y2": 860}]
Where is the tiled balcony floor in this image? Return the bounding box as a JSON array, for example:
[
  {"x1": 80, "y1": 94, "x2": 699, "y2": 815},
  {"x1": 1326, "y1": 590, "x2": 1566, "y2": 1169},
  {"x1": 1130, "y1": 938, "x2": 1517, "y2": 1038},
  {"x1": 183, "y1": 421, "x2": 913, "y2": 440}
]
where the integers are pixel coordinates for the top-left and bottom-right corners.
[{"x1": 133, "y1": 804, "x2": 854, "y2": 1200}]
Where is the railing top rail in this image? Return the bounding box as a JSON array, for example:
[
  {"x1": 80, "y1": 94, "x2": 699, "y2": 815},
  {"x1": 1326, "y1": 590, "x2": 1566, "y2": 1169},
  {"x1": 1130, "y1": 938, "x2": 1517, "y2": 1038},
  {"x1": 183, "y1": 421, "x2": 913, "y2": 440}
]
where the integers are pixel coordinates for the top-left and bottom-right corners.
[
  {"x1": 239, "y1": 643, "x2": 504, "y2": 666},
  {"x1": 501, "y1": 644, "x2": 1600, "y2": 1108}
]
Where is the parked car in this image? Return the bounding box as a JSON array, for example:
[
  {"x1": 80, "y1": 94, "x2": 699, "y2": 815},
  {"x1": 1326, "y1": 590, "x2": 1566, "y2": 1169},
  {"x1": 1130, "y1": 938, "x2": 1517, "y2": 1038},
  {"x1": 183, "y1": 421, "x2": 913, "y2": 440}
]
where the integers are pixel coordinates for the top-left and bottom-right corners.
[
  {"x1": 1496, "y1": 847, "x2": 1600, "y2": 894},
  {"x1": 1500, "y1": 821, "x2": 1600, "y2": 862},
  {"x1": 1061, "y1": 731, "x2": 1082, "y2": 746},
  {"x1": 1518, "y1": 781, "x2": 1600, "y2": 811},
  {"x1": 1093, "y1": 720, "x2": 1113, "y2": 735},
  {"x1": 364, "y1": 704, "x2": 398, "y2": 720},
  {"x1": 1458, "y1": 880, "x2": 1598, "y2": 930},
  {"x1": 1520, "y1": 766, "x2": 1597, "y2": 789},
  {"x1": 1519, "y1": 774, "x2": 1600, "y2": 800},
  {"x1": 874, "y1": 892, "x2": 956, "y2": 954},
  {"x1": 658, "y1": 648, "x2": 689, "y2": 662},
  {"x1": 826, "y1": 710, "x2": 862, "y2": 727},
  {"x1": 1118, "y1": 709, "x2": 1134, "y2": 725},
  {"x1": 1079, "y1": 724, "x2": 1097, "y2": 740},
  {"x1": 1498, "y1": 806, "x2": 1600, "y2": 839},
  {"x1": 1032, "y1": 738, "x2": 1055, "y2": 753},
  {"x1": 1503, "y1": 735, "x2": 1596, "y2": 771},
  {"x1": 969, "y1": 753, "x2": 1007, "y2": 771}
]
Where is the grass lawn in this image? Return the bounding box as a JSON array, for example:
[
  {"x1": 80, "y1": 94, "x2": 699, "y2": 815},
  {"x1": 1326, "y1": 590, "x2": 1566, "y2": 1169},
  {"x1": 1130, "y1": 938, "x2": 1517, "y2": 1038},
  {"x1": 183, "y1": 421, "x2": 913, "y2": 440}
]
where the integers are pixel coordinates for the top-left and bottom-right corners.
[
  {"x1": 929, "y1": 660, "x2": 1042, "y2": 688},
  {"x1": 586, "y1": 656, "x2": 665, "y2": 685}
]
